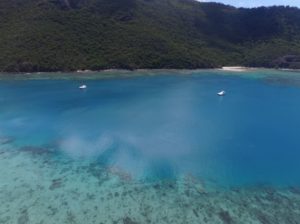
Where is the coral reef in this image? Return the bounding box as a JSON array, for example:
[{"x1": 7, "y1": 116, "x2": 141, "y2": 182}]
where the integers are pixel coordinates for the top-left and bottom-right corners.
[{"x1": 0, "y1": 146, "x2": 299, "y2": 224}]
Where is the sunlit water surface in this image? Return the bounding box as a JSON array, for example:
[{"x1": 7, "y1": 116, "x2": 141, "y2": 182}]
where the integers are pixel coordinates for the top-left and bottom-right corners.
[{"x1": 0, "y1": 70, "x2": 300, "y2": 223}]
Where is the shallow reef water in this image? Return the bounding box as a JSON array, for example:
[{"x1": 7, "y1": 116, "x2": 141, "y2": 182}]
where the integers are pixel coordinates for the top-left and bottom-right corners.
[
  {"x1": 0, "y1": 69, "x2": 300, "y2": 223},
  {"x1": 1, "y1": 146, "x2": 300, "y2": 224}
]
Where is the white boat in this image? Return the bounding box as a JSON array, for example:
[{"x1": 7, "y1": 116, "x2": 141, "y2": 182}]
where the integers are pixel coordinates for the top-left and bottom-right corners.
[
  {"x1": 217, "y1": 90, "x2": 226, "y2": 96},
  {"x1": 79, "y1": 85, "x2": 87, "y2": 89}
]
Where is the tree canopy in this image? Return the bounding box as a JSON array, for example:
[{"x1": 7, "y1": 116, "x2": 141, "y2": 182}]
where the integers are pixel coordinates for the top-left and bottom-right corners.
[{"x1": 1, "y1": 0, "x2": 300, "y2": 72}]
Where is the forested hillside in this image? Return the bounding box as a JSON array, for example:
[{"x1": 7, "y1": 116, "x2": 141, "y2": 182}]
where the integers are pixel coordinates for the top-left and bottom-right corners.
[{"x1": 1, "y1": 0, "x2": 300, "y2": 72}]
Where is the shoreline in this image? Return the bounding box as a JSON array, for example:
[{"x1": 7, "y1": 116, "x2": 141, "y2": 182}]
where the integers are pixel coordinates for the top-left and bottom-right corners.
[{"x1": 0, "y1": 67, "x2": 299, "y2": 76}]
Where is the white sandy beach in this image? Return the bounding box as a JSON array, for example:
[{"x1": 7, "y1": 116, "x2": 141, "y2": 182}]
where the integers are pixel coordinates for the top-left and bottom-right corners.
[{"x1": 220, "y1": 66, "x2": 253, "y2": 72}]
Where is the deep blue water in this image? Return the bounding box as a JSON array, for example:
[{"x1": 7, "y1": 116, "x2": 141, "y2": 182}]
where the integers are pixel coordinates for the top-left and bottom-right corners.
[{"x1": 1, "y1": 70, "x2": 300, "y2": 188}]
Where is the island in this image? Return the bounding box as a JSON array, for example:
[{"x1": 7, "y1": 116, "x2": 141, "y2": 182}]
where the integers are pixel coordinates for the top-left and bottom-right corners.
[{"x1": 1, "y1": 0, "x2": 300, "y2": 72}]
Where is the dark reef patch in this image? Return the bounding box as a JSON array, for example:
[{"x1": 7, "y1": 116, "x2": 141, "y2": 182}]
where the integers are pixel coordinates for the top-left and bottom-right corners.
[
  {"x1": 218, "y1": 210, "x2": 233, "y2": 224},
  {"x1": 289, "y1": 187, "x2": 300, "y2": 195},
  {"x1": 193, "y1": 209, "x2": 199, "y2": 218},
  {"x1": 0, "y1": 136, "x2": 15, "y2": 145},
  {"x1": 254, "y1": 210, "x2": 272, "y2": 224},
  {"x1": 49, "y1": 178, "x2": 64, "y2": 190},
  {"x1": 20, "y1": 146, "x2": 55, "y2": 156},
  {"x1": 88, "y1": 162, "x2": 110, "y2": 183},
  {"x1": 264, "y1": 75, "x2": 300, "y2": 88},
  {"x1": 18, "y1": 209, "x2": 29, "y2": 224},
  {"x1": 123, "y1": 217, "x2": 139, "y2": 224}
]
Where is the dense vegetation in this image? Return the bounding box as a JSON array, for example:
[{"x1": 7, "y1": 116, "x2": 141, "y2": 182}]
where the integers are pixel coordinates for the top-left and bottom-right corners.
[{"x1": 1, "y1": 0, "x2": 300, "y2": 72}]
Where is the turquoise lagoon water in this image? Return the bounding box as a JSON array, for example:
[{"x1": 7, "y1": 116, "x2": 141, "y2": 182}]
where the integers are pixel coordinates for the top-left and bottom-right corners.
[{"x1": 0, "y1": 69, "x2": 300, "y2": 223}]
